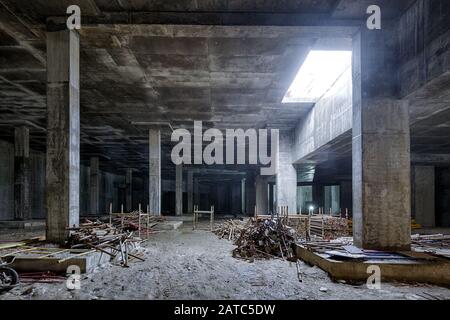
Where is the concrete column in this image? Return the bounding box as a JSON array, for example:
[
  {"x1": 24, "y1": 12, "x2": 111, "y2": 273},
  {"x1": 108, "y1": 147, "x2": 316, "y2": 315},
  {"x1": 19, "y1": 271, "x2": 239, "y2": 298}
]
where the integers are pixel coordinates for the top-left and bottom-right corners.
[
  {"x1": 175, "y1": 164, "x2": 183, "y2": 215},
  {"x1": 89, "y1": 157, "x2": 100, "y2": 215},
  {"x1": 245, "y1": 174, "x2": 256, "y2": 215},
  {"x1": 255, "y1": 176, "x2": 268, "y2": 215},
  {"x1": 194, "y1": 177, "x2": 199, "y2": 207},
  {"x1": 276, "y1": 132, "x2": 297, "y2": 214},
  {"x1": 14, "y1": 126, "x2": 31, "y2": 220},
  {"x1": 413, "y1": 166, "x2": 435, "y2": 227},
  {"x1": 352, "y1": 28, "x2": 411, "y2": 251},
  {"x1": 241, "y1": 178, "x2": 246, "y2": 214},
  {"x1": 125, "y1": 168, "x2": 133, "y2": 212},
  {"x1": 149, "y1": 129, "x2": 161, "y2": 215},
  {"x1": 187, "y1": 170, "x2": 193, "y2": 214},
  {"x1": 46, "y1": 29, "x2": 80, "y2": 243}
]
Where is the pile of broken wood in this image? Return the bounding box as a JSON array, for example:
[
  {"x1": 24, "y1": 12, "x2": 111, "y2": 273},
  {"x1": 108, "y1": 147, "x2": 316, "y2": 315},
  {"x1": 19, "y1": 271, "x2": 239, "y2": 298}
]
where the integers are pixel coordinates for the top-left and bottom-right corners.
[
  {"x1": 67, "y1": 214, "x2": 163, "y2": 267},
  {"x1": 231, "y1": 218, "x2": 297, "y2": 262},
  {"x1": 213, "y1": 219, "x2": 248, "y2": 241}
]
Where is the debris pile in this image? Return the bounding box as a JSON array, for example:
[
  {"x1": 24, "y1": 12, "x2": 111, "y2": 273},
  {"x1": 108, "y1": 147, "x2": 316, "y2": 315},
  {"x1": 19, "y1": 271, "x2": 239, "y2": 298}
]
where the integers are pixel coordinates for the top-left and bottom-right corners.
[
  {"x1": 67, "y1": 214, "x2": 163, "y2": 267},
  {"x1": 213, "y1": 219, "x2": 248, "y2": 241},
  {"x1": 232, "y1": 219, "x2": 297, "y2": 262},
  {"x1": 412, "y1": 234, "x2": 450, "y2": 259}
]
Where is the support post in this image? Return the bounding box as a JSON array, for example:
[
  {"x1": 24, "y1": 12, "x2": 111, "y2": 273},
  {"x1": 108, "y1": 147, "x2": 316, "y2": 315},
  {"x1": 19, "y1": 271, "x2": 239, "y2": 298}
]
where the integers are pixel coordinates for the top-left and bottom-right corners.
[
  {"x1": 90, "y1": 157, "x2": 99, "y2": 215},
  {"x1": 187, "y1": 170, "x2": 193, "y2": 214},
  {"x1": 125, "y1": 168, "x2": 133, "y2": 212},
  {"x1": 149, "y1": 129, "x2": 161, "y2": 215},
  {"x1": 255, "y1": 176, "x2": 268, "y2": 215},
  {"x1": 14, "y1": 126, "x2": 31, "y2": 220},
  {"x1": 46, "y1": 29, "x2": 80, "y2": 243},
  {"x1": 175, "y1": 164, "x2": 183, "y2": 216},
  {"x1": 352, "y1": 27, "x2": 411, "y2": 251},
  {"x1": 276, "y1": 132, "x2": 297, "y2": 214}
]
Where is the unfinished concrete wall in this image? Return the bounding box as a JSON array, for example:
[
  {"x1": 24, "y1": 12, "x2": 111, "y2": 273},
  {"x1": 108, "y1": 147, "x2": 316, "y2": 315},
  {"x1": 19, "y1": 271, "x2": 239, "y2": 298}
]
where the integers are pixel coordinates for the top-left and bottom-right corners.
[
  {"x1": 398, "y1": 0, "x2": 450, "y2": 98},
  {"x1": 436, "y1": 167, "x2": 450, "y2": 227},
  {"x1": 0, "y1": 140, "x2": 47, "y2": 220},
  {"x1": 30, "y1": 151, "x2": 46, "y2": 219},
  {"x1": 0, "y1": 140, "x2": 14, "y2": 220},
  {"x1": 292, "y1": 67, "x2": 352, "y2": 162},
  {"x1": 413, "y1": 166, "x2": 435, "y2": 227}
]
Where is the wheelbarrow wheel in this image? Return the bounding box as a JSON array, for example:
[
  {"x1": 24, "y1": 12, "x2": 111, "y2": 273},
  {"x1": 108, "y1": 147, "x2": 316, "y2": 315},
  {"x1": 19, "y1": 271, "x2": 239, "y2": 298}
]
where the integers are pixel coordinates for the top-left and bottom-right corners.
[{"x1": 0, "y1": 266, "x2": 19, "y2": 287}]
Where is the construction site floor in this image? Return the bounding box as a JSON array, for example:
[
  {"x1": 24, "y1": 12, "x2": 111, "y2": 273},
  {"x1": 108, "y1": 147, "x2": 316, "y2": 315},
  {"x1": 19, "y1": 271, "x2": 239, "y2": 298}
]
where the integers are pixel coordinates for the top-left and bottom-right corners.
[{"x1": 1, "y1": 223, "x2": 449, "y2": 300}]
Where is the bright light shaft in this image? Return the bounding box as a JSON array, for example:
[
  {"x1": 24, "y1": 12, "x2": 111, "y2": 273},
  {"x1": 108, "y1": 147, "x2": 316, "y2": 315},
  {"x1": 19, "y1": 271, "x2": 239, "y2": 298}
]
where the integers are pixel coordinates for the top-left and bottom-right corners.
[{"x1": 282, "y1": 50, "x2": 352, "y2": 103}]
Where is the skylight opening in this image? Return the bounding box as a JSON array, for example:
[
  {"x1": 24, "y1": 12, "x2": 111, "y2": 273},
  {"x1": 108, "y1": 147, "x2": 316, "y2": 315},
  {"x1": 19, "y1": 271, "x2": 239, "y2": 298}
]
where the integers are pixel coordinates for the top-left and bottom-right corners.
[{"x1": 282, "y1": 50, "x2": 352, "y2": 104}]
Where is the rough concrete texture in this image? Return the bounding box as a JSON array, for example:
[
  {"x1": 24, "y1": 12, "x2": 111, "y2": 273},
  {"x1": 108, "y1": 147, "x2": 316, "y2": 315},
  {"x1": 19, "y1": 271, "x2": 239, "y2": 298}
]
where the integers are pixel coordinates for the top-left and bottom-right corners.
[
  {"x1": 255, "y1": 176, "x2": 269, "y2": 215},
  {"x1": 149, "y1": 129, "x2": 161, "y2": 215},
  {"x1": 14, "y1": 126, "x2": 31, "y2": 220},
  {"x1": 0, "y1": 141, "x2": 14, "y2": 220},
  {"x1": 89, "y1": 157, "x2": 100, "y2": 215},
  {"x1": 293, "y1": 66, "x2": 352, "y2": 163},
  {"x1": 1, "y1": 225, "x2": 449, "y2": 300},
  {"x1": 276, "y1": 133, "x2": 297, "y2": 214},
  {"x1": 187, "y1": 170, "x2": 193, "y2": 214},
  {"x1": 352, "y1": 27, "x2": 411, "y2": 251},
  {"x1": 45, "y1": 30, "x2": 80, "y2": 243},
  {"x1": 175, "y1": 164, "x2": 183, "y2": 216},
  {"x1": 413, "y1": 166, "x2": 435, "y2": 227}
]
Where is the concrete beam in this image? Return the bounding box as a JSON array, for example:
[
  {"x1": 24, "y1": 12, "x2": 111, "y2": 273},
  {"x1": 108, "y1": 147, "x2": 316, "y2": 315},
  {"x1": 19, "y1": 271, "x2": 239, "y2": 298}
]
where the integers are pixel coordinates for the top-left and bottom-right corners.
[
  {"x1": 149, "y1": 129, "x2": 161, "y2": 215},
  {"x1": 352, "y1": 27, "x2": 411, "y2": 251},
  {"x1": 175, "y1": 164, "x2": 183, "y2": 216},
  {"x1": 89, "y1": 157, "x2": 99, "y2": 215},
  {"x1": 46, "y1": 29, "x2": 80, "y2": 243},
  {"x1": 14, "y1": 126, "x2": 30, "y2": 220}
]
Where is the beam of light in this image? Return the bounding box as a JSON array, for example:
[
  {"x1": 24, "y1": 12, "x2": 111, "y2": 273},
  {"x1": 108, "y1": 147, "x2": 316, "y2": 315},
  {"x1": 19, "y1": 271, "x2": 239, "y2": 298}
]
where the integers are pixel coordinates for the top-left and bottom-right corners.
[{"x1": 282, "y1": 50, "x2": 352, "y2": 103}]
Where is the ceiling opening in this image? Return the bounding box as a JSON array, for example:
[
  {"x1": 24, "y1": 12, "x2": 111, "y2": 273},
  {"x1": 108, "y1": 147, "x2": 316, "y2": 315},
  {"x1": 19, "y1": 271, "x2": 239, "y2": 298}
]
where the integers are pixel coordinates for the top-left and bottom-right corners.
[{"x1": 282, "y1": 50, "x2": 352, "y2": 104}]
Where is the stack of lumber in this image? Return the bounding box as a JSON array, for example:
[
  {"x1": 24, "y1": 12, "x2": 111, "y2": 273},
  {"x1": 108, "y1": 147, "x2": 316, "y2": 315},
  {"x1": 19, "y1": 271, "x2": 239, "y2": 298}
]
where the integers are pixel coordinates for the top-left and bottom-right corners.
[
  {"x1": 213, "y1": 219, "x2": 248, "y2": 241},
  {"x1": 411, "y1": 234, "x2": 450, "y2": 259},
  {"x1": 232, "y1": 218, "x2": 297, "y2": 262},
  {"x1": 67, "y1": 217, "x2": 151, "y2": 267},
  {"x1": 309, "y1": 215, "x2": 348, "y2": 240}
]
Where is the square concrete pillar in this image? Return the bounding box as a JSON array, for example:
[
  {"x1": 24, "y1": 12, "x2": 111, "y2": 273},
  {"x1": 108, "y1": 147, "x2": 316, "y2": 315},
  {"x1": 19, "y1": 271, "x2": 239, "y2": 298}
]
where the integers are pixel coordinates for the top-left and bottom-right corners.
[
  {"x1": 14, "y1": 126, "x2": 31, "y2": 220},
  {"x1": 255, "y1": 176, "x2": 268, "y2": 215},
  {"x1": 352, "y1": 28, "x2": 411, "y2": 251},
  {"x1": 194, "y1": 177, "x2": 200, "y2": 207},
  {"x1": 245, "y1": 173, "x2": 256, "y2": 215},
  {"x1": 187, "y1": 170, "x2": 193, "y2": 214},
  {"x1": 175, "y1": 164, "x2": 183, "y2": 215},
  {"x1": 46, "y1": 29, "x2": 80, "y2": 243},
  {"x1": 125, "y1": 168, "x2": 133, "y2": 212},
  {"x1": 149, "y1": 129, "x2": 161, "y2": 215},
  {"x1": 276, "y1": 132, "x2": 297, "y2": 214},
  {"x1": 89, "y1": 157, "x2": 100, "y2": 215}
]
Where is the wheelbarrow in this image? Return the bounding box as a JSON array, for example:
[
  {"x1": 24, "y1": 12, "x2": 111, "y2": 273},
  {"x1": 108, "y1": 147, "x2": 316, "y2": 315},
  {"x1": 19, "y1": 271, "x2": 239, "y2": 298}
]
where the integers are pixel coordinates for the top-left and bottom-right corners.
[{"x1": 0, "y1": 256, "x2": 19, "y2": 292}]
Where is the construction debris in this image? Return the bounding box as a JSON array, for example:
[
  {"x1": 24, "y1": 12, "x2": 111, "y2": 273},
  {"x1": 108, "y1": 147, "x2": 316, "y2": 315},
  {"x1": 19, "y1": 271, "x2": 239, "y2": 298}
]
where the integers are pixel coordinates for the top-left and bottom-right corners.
[
  {"x1": 67, "y1": 213, "x2": 163, "y2": 267},
  {"x1": 213, "y1": 219, "x2": 248, "y2": 241},
  {"x1": 232, "y1": 218, "x2": 297, "y2": 262},
  {"x1": 411, "y1": 234, "x2": 450, "y2": 259}
]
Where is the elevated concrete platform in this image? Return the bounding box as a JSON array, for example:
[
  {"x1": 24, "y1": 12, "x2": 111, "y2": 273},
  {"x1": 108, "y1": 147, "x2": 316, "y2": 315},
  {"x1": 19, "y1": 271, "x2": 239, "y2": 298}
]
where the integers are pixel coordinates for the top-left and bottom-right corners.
[{"x1": 296, "y1": 244, "x2": 450, "y2": 286}]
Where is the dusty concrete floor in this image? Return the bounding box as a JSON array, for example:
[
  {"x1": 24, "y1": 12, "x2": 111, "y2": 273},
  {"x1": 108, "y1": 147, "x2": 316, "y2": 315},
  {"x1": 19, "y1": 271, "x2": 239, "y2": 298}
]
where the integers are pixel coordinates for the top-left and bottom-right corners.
[{"x1": 0, "y1": 224, "x2": 449, "y2": 300}]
